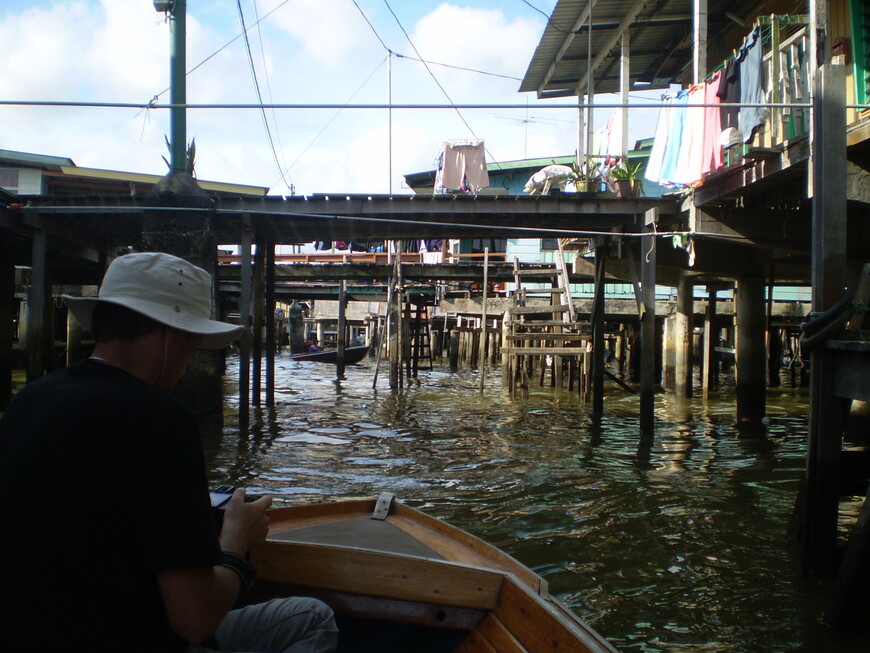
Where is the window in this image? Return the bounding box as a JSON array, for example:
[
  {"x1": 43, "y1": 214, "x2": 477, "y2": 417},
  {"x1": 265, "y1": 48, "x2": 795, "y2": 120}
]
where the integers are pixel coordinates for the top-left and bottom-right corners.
[{"x1": 0, "y1": 169, "x2": 19, "y2": 191}]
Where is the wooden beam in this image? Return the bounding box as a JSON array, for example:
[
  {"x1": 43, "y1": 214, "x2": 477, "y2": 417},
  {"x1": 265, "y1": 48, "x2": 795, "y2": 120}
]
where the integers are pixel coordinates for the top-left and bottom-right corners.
[
  {"x1": 537, "y1": 0, "x2": 600, "y2": 96},
  {"x1": 640, "y1": 209, "x2": 657, "y2": 439},
  {"x1": 576, "y1": 0, "x2": 647, "y2": 92}
]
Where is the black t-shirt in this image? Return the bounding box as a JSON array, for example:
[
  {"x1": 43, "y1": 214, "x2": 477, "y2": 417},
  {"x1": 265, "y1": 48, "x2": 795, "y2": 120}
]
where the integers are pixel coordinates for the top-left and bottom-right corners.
[{"x1": 0, "y1": 359, "x2": 222, "y2": 652}]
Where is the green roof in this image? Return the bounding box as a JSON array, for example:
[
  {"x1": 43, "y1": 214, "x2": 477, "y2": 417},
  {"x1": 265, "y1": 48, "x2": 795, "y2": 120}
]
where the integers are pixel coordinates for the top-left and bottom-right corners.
[{"x1": 0, "y1": 149, "x2": 75, "y2": 170}]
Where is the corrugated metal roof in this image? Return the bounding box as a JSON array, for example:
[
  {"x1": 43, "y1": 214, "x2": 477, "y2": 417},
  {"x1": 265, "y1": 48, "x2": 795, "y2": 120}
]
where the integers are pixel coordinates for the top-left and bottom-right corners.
[
  {"x1": 0, "y1": 148, "x2": 75, "y2": 170},
  {"x1": 520, "y1": 0, "x2": 760, "y2": 97}
]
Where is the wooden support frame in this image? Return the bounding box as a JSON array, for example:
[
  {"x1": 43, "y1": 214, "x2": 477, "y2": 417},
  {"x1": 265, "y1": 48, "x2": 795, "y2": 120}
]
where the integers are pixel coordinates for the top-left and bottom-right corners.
[
  {"x1": 238, "y1": 222, "x2": 253, "y2": 425},
  {"x1": 640, "y1": 209, "x2": 657, "y2": 439}
]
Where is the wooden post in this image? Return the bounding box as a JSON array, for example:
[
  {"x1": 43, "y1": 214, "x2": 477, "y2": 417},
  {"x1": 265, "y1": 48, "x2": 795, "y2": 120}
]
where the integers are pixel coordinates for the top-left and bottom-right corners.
[
  {"x1": 449, "y1": 328, "x2": 459, "y2": 372},
  {"x1": 735, "y1": 274, "x2": 767, "y2": 424},
  {"x1": 675, "y1": 272, "x2": 694, "y2": 398},
  {"x1": 336, "y1": 279, "x2": 347, "y2": 380},
  {"x1": 501, "y1": 310, "x2": 510, "y2": 385},
  {"x1": 238, "y1": 226, "x2": 253, "y2": 425},
  {"x1": 372, "y1": 275, "x2": 394, "y2": 389},
  {"x1": 251, "y1": 238, "x2": 265, "y2": 407},
  {"x1": 804, "y1": 61, "x2": 848, "y2": 577},
  {"x1": 478, "y1": 248, "x2": 490, "y2": 393},
  {"x1": 592, "y1": 238, "x2": 608, "y2": 415},
  {"x1": 26, "y1": 229, "x2": 50, "y2": 382},
  {"x1": 388, "y1": 295, "x2": 399, "y2": 388},
  {"x1": 702, "y1": 285, "x2": 718, "y2": 399},
  {"x1": 264, "y1": 242, "x2": 276, "y2": 407},
  {"x1": 640, "y1": 209, "x2": 657, "y2": 439},
  {"x1": 0, "y1": 254, "x2": 14, "y2": 409},
  {"x1": 620, "y1": 34, "x2": 630, "y2": 159},
  {"x1": 692, "y1": 0, "x2": 708, "y2": 85}
]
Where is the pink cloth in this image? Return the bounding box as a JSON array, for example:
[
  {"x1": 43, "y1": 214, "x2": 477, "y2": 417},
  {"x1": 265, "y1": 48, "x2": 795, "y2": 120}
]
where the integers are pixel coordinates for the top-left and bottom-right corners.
[{"x1": 701, "y1": 71, "x2": 724, "y2": 176}]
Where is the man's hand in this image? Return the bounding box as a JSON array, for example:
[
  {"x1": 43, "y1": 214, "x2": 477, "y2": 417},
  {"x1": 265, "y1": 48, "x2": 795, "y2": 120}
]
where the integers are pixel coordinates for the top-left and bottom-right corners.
[{"x1": 219, "y1": 488, "x2": 272, "y2": 556}]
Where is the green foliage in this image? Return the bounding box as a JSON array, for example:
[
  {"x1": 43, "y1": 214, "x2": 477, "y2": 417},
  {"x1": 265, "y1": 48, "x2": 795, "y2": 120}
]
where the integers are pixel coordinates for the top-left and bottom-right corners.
[{"x1": 610, "y1": 159, "x2": 643, "y2": 181}]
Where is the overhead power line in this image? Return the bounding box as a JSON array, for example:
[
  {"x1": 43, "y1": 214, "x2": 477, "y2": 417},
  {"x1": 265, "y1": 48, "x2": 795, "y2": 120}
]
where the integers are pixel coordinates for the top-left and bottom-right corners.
[{"x1": 235, "y1": 0, "x2": 293, "y2": 192}]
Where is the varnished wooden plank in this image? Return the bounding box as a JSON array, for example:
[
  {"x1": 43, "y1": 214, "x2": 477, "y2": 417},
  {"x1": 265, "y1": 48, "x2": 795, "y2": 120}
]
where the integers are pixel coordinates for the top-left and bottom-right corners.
[
  {"x1": 455, "y1": 632, "x2": 499, "y2": 653},
  {"x1": 504, "y1": 347, "x2": 590, "y2": 356},
  {"x1": 509, "y1": 304, "x2": 570, "y2": 315},
  {"x1": 251, "y1": 540, "x2": 504, "y2": 610},
  {"x1": 389, "y1": 503, "x2": 543, "y2": 593},
  {"x1": 494, "y1": 577, "x2": 618, "y2": 653},
  {"x1": 472, "y1": 613, "x2": 527, "y2": 652},
  {"x1": 505, "y1": 334, "x2": 588, "y2": 341},
  {"x1": 248, "y1": 582, "x2": 487, "y2": 631}
]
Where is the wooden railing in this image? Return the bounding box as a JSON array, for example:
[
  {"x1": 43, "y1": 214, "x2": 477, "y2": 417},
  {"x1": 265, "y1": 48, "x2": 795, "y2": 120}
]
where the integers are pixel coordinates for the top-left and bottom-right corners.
[{"x1": 217, "y1": 251, "x2": 508, "y2": 265}]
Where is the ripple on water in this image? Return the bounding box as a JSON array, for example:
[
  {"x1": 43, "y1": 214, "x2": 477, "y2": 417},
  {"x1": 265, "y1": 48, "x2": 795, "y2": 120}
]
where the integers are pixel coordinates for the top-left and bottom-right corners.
[{"x1": 208, "y1": 354, "x2": 865, "y2": 651}]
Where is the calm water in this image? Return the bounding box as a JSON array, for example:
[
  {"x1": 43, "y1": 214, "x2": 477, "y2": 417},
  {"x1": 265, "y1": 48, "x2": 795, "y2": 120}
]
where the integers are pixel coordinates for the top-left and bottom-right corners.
[{"x1": 205, "y1": 354, "x2": 866, "y2": 652}]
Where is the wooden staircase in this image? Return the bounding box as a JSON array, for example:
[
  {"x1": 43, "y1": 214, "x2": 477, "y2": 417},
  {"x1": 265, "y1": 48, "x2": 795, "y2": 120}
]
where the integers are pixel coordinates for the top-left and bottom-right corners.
[{"x1": 503, "y1": 248, "x2": 590, "y2": 396}]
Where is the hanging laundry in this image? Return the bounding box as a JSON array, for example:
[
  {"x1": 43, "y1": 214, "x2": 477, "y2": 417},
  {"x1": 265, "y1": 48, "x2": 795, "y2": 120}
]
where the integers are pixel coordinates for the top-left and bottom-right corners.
[
  {"x1": 717, "y1": 57, "x2": 741, "y2": 147},
  {"x1": 420, "y1": 239, "x2": 443, "y2": 264},
  {"x1": 701, "y1": 70, "x2": 724, "y2": 175},
  {"x1": 738, "y1": 26, "x2": 769, "y2": 144},
  {"x1": 673, "y1": 84, "x2": 706, "y2": 185},
  {"x1": 435, "y1": 140, "x2": 489, "y2": 192},
  {"x1": 644, "y1": 94, "x2": 674, "y2": 184},
  {"x1": 657, "y1": 90, "x2": 689, "y2": 185}
]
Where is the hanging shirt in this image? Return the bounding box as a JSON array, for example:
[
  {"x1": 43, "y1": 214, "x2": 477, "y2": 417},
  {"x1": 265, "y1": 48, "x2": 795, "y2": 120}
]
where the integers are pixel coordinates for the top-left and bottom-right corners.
[
  {"x1": 701, "y1": 70, "x2": 724, "y2": 176},
  {"x1": 717, "y1": 57, "x2": 740, "y2": 130},
  {"x1": 658, "y1": 90, "x2": 689, "y2": 186},
  {"x1": 644, "y1": 94, "x2": 674, "y2": 183},
  {"x1": 673, "y1": 84, "x2": 706, "y2": 186},
  {"x1": 738, "y1": 26, "x2": 769, "y2": 144}
]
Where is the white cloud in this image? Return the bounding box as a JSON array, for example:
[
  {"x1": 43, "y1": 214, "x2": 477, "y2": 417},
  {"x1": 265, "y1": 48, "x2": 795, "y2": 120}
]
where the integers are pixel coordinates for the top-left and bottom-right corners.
[{"x1": 1, "y1": 1, "x2": 637, "y2": 197}]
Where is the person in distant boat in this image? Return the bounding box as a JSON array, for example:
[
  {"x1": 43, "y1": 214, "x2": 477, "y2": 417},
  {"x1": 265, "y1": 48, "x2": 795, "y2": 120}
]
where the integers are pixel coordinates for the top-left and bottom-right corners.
[
  {"x1": 307, "y1": 337, "x2": 324, "y2": 352},
  {"x1": 0, "y1": 252, "x2": 338, "y2": 653}
]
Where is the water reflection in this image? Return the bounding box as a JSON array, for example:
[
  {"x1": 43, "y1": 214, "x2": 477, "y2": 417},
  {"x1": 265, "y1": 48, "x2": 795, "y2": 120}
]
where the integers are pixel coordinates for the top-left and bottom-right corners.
[{"x1": 204, "y1": 354, "x2": 865, "y2": 651}]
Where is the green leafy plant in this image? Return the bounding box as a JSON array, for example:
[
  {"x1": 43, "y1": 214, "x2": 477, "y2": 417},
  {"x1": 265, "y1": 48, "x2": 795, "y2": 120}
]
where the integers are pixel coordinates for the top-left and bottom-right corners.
[
  {"x1": 161, "y1": 136, "x2": 197, "y2": 176},
  {"x1": 610, "y1": 159, "x2": 643, "y2": 181}
]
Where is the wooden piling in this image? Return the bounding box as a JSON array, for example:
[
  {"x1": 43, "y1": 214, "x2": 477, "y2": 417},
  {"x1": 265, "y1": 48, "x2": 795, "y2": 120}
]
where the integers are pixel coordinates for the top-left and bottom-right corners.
[
  {"x1": 337, "y1": 279, "x2": 347, "y2": 380},
  {"x1": 735, "y1": 274, "x2": 767, "y2": 424},
  {"x1": 675, "y1": 272, "x2": 694, "y2": 398},
  {"x1": 0, "y1": 255, "x2": 14, "y2": 409},
  {"x1": 26, "y1": 229, "x2": 50, "y2": 382},
  {"x1": 640, "y1": 209, "x2": 658, "y2": 439},
  {"x1": 703, "y1": 285, "x2": 718, "y2": 399},
  {"x1": 251, "y1": 237, "x2": 265, "y2": 406},
  {"x1": 264, "y1": 242, "x2": 276, "y2": 407},
  {"x1": 478, "y1": 248, "x2": 489, "y2": 393},
  {"x1": 238, "y1": 225, "x2": 253, "y2": 425}
]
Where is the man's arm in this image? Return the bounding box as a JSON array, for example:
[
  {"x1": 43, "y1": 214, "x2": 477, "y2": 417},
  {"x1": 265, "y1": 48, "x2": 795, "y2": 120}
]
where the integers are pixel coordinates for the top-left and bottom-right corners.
[
  {"x1": 157, "y1": 565, "x2": 244, "y2": 644},
  {"x1": 158, "y1": 490, "x2": 272, "y2": 644}
]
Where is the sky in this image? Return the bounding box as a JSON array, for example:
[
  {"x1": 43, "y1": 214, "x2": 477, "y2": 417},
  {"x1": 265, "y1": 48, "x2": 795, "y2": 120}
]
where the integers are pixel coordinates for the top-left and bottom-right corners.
[{"x1": 0, "y1": 0, "x2": 658, "y2": 196}]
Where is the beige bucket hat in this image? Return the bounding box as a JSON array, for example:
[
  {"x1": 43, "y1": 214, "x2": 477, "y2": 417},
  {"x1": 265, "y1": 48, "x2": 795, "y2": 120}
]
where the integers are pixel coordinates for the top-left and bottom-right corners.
[{"x1": 62, "y1": 252, "x2": 242, "y2": 349}]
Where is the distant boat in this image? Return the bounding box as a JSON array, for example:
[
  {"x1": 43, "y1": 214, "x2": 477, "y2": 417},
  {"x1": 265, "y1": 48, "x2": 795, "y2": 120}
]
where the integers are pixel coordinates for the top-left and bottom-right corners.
[
  {"x1": 248, "y1": 494, "x2": 617, "y2": 652},
  {"x1": 290, "y1": 345, "x2": 370, "y2": 364}
]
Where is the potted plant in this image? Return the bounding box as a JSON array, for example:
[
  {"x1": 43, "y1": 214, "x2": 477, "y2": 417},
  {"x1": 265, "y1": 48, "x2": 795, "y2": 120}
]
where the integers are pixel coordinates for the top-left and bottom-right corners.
[
  {"x1": 569, "y1": 159, "x2": 603, "y2": 193},
  {"x1": 610, "y1": 159, "x2": 644, "y2": 198}
]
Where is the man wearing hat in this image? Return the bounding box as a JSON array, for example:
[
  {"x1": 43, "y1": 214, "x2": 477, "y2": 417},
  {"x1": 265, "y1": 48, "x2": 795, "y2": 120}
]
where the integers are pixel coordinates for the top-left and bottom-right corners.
[{"x1": 0, "y1": 252, "x2": 338, "y2": 652}]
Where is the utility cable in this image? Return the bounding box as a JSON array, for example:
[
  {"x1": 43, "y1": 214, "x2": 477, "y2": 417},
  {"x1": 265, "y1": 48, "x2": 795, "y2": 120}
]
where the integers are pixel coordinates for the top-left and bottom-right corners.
[
  {"x1": 270, "y1": 56, "x2": 389, "y2": 192},
  {"x1": 235, "y1": 0, "x2": 293, "y2": 193},
  {"x1": 253, "y1": 0, "x2": 291, "y2": 189},
  {"x1": 145, "y1": 0, "x2": 292, "y2": 106},
  {"x1": 352, "y1": 0, "x2": 391, "y2": 53},
  {"x1": 381, "y1": 0, "x2": 480, "y2": 141}
]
